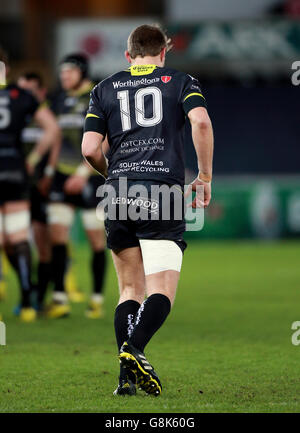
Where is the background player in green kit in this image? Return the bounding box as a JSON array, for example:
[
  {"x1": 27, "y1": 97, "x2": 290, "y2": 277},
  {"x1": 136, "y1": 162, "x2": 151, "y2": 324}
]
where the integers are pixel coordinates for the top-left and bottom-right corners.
[
  {"x1": 82, "y1": 25, "x2": 214, "y2": 396},
  {"x1": 47, "y1": 54, "x2": 107, "y2": 319}
]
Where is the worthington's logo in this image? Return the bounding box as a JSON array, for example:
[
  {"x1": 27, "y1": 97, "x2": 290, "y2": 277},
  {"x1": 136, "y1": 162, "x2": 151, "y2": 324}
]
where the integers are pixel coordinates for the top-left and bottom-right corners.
[{"x1": 113, "y1": 77, "x2": 160, "y2": 89}]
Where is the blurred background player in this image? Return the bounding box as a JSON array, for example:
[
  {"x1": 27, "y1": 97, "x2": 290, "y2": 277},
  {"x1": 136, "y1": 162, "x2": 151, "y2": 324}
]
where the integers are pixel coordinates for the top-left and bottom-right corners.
[
  {"x1": 18, "y1": 72, "x2": 80, "y2": 311},
  {"x1": 17, "y1": 72, "x2": 61, "y2": 312},
  {"x1": 46, "y1": 53, "x2": 107, "y2": 319},
  {"x1": 0, "y1": 47, "x2": 60, "y2": 322}
]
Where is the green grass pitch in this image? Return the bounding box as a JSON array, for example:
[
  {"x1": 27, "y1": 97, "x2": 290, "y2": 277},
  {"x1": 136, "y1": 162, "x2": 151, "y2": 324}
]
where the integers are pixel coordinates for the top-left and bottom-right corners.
[{"x1": 0, "y1": 240, "x2": 299, "y2": 413}]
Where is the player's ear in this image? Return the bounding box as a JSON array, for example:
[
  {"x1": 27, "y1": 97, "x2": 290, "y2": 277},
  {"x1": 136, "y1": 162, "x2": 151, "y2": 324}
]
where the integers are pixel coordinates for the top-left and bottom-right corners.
[
  {"x1": 124, "y1": 51, "x2": 132, "y2": 64},
  {"x1": 160, "y1": 48, "x2": 166, "y2": 63}
]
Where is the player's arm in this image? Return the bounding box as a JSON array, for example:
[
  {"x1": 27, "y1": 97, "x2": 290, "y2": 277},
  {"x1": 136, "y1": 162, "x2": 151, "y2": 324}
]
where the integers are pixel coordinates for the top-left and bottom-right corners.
[
  {"x1": 26, "y1": 106, "x2": 61, "y2": 174},
  {"x1": 37, "y1": 112, "x2": 62, "y2": 196},
  {"x1": 181, "y1": 76, "x2": 214, "y2": 208},
  {"x1": 189, "y1": 106, "x2": 213, "y2": 180},
  {"x1": 65, "y1": 132, "x2": 109, "y2": 195},
  {"x1": 81, "y1": 84, "x2": 108, "y2": 179},
  {"x1": 81, "y1": 131, "x2": 108, "y2": 179},
  {"x1": 187, "y1": 107, "x2": 214, "y2": 208}
]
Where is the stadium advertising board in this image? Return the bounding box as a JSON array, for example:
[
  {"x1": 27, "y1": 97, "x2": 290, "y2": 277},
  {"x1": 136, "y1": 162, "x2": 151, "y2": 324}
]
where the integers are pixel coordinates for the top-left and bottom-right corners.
[
  {"x1": 56, "y1": 19, "x2": 155, "y2": 77},
  {"x1": 56, "y1": 19, "x2": 300, "y2": 76}
]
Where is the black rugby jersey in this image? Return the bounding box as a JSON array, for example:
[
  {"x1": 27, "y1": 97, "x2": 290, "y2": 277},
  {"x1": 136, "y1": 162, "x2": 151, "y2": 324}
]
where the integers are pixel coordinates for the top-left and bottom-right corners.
[
  {"x1": 84, "y1": 65, "x2": 207, "y2": 186},
  {"x1": 50, "y1": 82, "x2": 94, "y2": 175},
  {"x1": 0, "y1": 83, "x2": 39, "y2": 181}
]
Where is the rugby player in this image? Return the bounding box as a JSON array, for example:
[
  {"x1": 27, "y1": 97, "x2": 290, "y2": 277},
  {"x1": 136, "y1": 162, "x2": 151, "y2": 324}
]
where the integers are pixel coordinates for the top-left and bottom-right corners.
[
  {"x1": 17, "y1": 72, "x2": 61, "y2": 312},
  {"x1": 47, "y1": 54, "x2": 107, "y2": 319},
  {"x1": 0, "y1": 48, "x2": 61, "y2": 322},
  {"x1": 82, "y1": 25, "x2": 214, "y2": 396}
]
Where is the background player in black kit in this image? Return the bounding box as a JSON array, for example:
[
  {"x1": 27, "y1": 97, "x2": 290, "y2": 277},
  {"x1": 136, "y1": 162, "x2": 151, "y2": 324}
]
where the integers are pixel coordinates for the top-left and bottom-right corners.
[
  {"x1": 0, "y1": 47, "x2": 61, "y2": 322},
  {"x1": 82, "y1": 24, "x2": 214, "y2": 396},
  {"x1": 46, "y1": 54, "x2": 107, "y2": 319},
  {"x1": 17, "y1": 72, "x2": 61, "y2": 313}
]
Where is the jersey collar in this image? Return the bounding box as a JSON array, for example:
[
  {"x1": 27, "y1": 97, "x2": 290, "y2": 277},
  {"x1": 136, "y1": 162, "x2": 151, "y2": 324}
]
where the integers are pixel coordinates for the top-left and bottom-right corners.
[{"x1": 68, "y1": 81, "x2": 94, "y2": 97}]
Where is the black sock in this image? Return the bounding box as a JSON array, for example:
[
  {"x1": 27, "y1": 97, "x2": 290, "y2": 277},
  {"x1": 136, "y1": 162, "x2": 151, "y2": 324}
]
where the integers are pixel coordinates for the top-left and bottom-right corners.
[
  {"x1": 128, "y1": 294, "x2": 171, "y2": 353},
  {"x1": 11, "y1": 241, "x2": 32, "y2": 307},
  {"x1": 37, "y1": 262, "x2": 52, "y2": 305},
  {"x1": 51, "y1": 244, "x2": 67, "y2": 292},
  {"x1": 5, "y1": 244, "x2": 17, "y2": 271},
  {"x1": 114, "y1": 300, "x2": 140, "y2": 382},
  {"x1": 92, "y1": 250, "x2": 106, "y2": 294}
]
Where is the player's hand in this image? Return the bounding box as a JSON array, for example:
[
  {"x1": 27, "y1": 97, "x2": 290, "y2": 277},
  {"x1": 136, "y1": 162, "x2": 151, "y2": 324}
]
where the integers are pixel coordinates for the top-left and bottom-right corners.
[
  {"x1": 38, "y1": 176, "x2": 53, "y2": 197},
  {"x1": 64, "y1": 175, "x2": 88, "y2": 195},
  {"x1": 185, "y1": 176, "x2": 211, "y2": 208}
]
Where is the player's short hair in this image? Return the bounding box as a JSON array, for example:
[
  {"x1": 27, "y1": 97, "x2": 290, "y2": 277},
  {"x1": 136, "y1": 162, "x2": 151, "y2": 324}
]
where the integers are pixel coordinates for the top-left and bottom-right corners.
[
  {"x1": 0, "y1": 46, "x2": 9, "y2": 65},
  {"x1": 127, "y1": 24, "x2": 172, "y2": 59},
  {"x1": 20, "y1": 72, "x2": 44, "y2": 88},
  {"x1": 60, "y1": 53, "x2": 89, "y2": 78}
]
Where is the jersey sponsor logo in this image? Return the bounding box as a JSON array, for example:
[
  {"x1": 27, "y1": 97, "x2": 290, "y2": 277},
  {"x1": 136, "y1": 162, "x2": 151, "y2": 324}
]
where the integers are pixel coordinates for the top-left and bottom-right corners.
[
  {"x1": 129, "y1": 65, "x2": 157, "y2": 76},
  {"x1": 120, "y1": 137, "x2": 164, "y2": 148},
  {"x1": 112, "y1": 77, "x2": 160, "y2": 89},
  {"x1": 161, "y1": 76, "x2": 172, "y2": 83},
  {"x1": 111, "y1": 196, "x2": 159, "y2": 214},
  {"x1": 120, "y1": 138, "x2": 165, "y2": 155},
  {"x1": 111, "y1": 160, "x2": 170, "y2": 175}
]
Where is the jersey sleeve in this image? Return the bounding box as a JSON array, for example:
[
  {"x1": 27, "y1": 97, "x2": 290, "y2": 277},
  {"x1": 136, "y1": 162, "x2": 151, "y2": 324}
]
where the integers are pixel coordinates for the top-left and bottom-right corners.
[
  {"x1": 84, "y1": 84, "x2": 107, "y2": 135},
  {"x1": 181, "y1": 74, "x2": 207, "y2": 115}
]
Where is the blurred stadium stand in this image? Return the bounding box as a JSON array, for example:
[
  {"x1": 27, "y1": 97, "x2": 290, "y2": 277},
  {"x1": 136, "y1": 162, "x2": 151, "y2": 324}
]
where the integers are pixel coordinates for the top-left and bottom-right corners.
[{"x1": 1, "y1": 0, "x2": 299, "y2": 240}]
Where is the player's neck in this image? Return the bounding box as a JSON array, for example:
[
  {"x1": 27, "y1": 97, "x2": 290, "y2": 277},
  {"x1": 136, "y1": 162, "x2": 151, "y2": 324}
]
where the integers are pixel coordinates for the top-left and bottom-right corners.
[{"x1": 130, "y1": 56, "x2": 163, "y2": 67}]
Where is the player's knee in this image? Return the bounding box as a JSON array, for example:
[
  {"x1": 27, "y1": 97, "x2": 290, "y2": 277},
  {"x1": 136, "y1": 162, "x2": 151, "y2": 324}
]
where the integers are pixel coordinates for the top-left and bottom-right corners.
[
  {"x1": 139, "y1": 239, "x2": 183, "y2": 275},
  {"x1": 3, "y1": 210, "x2": 30, "y2": 237},
  {"x1": 49, "y1": 225, "x2": 68, "y2": 244}
]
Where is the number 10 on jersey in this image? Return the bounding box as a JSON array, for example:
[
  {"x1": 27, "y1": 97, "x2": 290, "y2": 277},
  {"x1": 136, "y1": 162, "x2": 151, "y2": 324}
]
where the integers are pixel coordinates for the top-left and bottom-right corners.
[{"x1": 117, "y1": 86, "x2": 163, "y2": 132}]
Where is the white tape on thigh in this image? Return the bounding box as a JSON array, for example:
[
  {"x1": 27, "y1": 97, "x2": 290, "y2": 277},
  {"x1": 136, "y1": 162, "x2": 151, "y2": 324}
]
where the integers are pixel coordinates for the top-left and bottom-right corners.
[
  {"x1": 4, "y1": 210, "x2": 30, "y2": 234},
  {"x1": 47, "y1": 203, "x2": 74, "y2": 226},
  {"x1": 139, "y1": 239, "x2": 183, "y2": 275},
  {"x1": 0, "y1": 212, "x2": 3, "y2": 234},
  {"x1": 81, "y1": 209, "x2": 104, "y2": 230}
]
